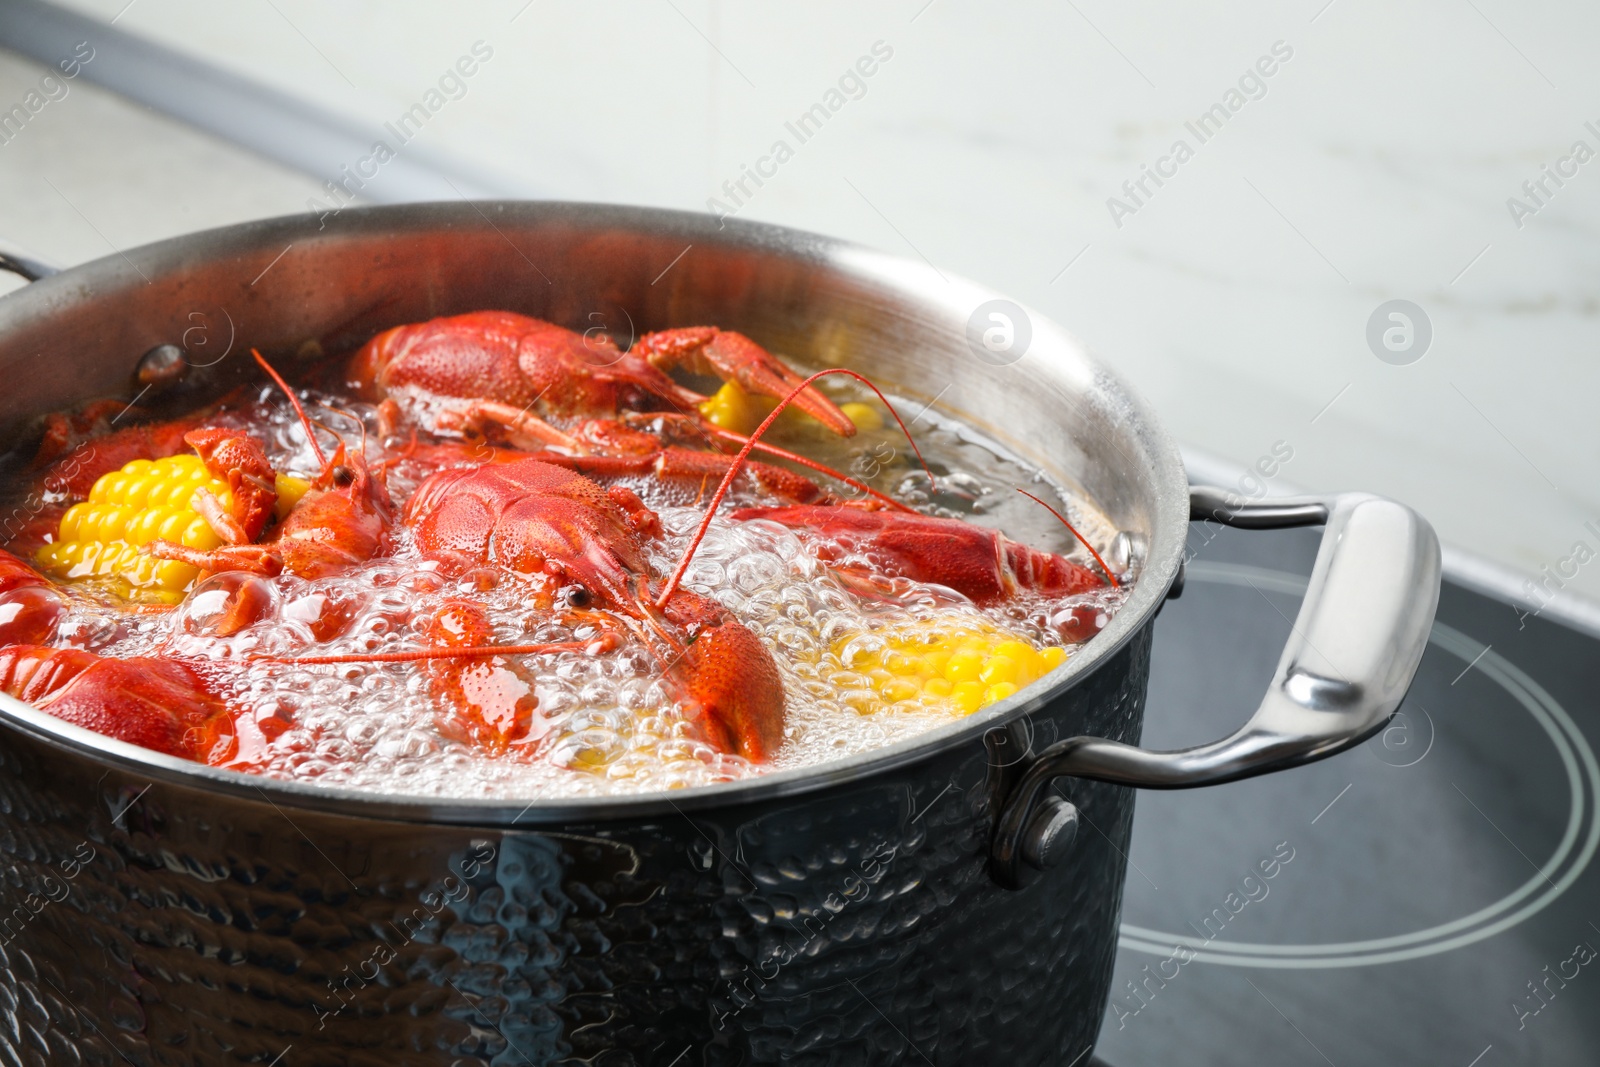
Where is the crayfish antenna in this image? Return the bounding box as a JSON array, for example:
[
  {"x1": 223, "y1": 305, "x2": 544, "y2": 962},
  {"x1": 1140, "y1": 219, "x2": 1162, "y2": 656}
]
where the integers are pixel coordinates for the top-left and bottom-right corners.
[
  {"x1": 316, "y1": 401, "x2": 369, "y2": 458},
  {"x1": 696, "y1": 424, "x2": 915, "y2": 514},
  {"x1": 1015, "y1": 487, "x2": 1121, "y2": 589},
  {"x1": 656, "y1": 368, "x2": 933, "y2": 609},
  {"x1": 270, "y1": 640, "x2": 602, "y2": 665},
  {"x1": 252, "y1": 348, "x2": 329, "y2": 468}
]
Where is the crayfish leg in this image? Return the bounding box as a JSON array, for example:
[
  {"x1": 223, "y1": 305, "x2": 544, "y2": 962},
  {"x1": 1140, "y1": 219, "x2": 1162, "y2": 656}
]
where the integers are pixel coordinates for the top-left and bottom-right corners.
[
  {"x1": 444, "y1": 400, "x2": 579, "y2": 451},
  {"x1": 191, "y1": 488, "x2": 252, "y2": 546},
  {"x1": 143, "y1": 539, "x2": 284, "y2": 578}
]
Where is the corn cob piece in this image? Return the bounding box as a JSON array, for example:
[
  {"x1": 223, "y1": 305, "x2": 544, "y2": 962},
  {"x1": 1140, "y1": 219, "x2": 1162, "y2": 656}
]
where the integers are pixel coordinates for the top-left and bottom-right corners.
[
  {"x1": 34, "y1": 454, "x2": 308, "y2": 604},
  {"x1": 824, "y1": 619, "x2": 1066, "y2": 717}
]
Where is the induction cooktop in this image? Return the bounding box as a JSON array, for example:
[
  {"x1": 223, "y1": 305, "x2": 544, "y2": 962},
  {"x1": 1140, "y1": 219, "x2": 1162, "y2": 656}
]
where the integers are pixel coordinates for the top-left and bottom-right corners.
[{"x1": 1092, "y1": 517, "x2": 1600, "y2": 1066}]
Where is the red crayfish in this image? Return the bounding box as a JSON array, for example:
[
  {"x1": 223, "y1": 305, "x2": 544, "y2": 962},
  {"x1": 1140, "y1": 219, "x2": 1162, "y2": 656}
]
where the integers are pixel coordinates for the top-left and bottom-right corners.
[{"x1": 351, "y1": 310, "x2": 860, "y2": 439}]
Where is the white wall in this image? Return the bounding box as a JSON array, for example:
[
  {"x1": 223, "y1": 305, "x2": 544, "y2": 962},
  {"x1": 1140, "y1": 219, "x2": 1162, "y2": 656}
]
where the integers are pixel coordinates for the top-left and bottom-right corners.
[{"x1": 19, "y1": 0, "x2": 1600, "y2": 606}]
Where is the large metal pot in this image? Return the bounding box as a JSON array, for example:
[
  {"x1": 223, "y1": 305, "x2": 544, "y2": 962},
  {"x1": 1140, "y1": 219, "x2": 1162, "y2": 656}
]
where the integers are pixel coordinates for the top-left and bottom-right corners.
[{"x1": 0, "y1": 203, "x2": 1439, "y2": 1066}]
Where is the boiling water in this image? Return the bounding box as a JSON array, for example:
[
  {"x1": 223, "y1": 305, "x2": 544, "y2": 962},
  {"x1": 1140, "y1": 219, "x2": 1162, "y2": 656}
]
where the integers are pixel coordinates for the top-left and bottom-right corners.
[{"x1": 24, "y1": 378, "x2": 1133, "y2": 799}]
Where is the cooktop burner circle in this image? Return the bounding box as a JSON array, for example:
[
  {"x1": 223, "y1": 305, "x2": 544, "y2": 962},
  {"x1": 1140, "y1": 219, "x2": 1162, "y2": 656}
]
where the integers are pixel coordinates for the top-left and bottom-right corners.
[{"x1": 1118, "y1": 562, "x2": 1600, "y2": 969}]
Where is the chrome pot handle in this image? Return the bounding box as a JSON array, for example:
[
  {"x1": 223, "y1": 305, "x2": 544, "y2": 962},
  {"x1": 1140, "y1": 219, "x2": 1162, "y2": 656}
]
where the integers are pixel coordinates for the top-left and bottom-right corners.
[
  {"x1": 0, "y1": 245, "x2": 60, "y2": 283},
  {"x1": 990, "y1": 487, "x2": 1441, "y2": 889}
]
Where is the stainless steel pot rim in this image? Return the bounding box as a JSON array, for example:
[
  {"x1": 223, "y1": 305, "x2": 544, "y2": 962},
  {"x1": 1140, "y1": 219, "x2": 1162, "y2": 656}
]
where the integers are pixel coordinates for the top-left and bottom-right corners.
[{"x1": 0, "y1": 201, "x2": 1191, "y2": 826}]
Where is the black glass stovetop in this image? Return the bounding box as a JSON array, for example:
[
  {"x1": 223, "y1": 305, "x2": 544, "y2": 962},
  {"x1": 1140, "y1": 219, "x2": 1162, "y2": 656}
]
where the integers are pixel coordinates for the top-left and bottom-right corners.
[{"x1": 1093, "y1": 521, "x2": 1600, "y2": 1067}]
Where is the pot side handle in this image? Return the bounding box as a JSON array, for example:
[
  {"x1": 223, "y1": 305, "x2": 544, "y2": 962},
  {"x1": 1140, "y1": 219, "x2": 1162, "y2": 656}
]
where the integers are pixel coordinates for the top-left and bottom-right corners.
[
  {"x1": 990, "y1": 487, "x2": 1441, "y2": 889},
  {"x1": 0, "y1": 245, "x2": 60, "y2": 283}
]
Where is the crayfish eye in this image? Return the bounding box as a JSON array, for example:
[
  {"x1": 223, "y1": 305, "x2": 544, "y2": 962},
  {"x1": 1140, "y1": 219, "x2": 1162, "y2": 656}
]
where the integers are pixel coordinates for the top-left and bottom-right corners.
[
  {"x1": 566, "y1": 585, "x2": 593, "y2": 609},
  {"x1": 330, "y1": 465, "x2": 354, "y2": 487}
]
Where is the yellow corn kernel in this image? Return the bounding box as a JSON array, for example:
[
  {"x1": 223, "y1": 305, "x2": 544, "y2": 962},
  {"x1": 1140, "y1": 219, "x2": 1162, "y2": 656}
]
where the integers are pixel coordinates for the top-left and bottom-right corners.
[
  {"x1": 122, "y1": 551, "x2": 151, "y2": 582},
  {"x1": 698, "y1": 380, "x2": 770, "y2": 435},
  {"x1": 110, "y1": 505, "x2": 142, "y2": 540},
  {"x1": 157, "y1": 508, "x2": 192, "y2": 542},
  {"x1": 70, "y1": 547, "x2": 102, "y2": 580},
  {"x1": 882, "y1": 678, "x2": 922, "y2": 703},
  {"x1": 943, "y1": 650, "x2": 984, "y2": 684},
  {"x1": 885, "y1": 651, "x2": 921, "y2": 676},
  {"x1": 1040, "y1": 646, "x2": 1066, "y2": 671},
  {"x1": 38, "y1": 453, "x2": 238, "y2": 603},
  {"x1": 57, "y1": 503, "x2": 84, "y2": 541},
  {"x1": 154, "y1": 559, "x2": 197, "y2": 591},
  {"x1": 275, "y1": 474, "x2": 311, "y2": 520},
  {"x1": 951, "y1": 681, "x2": 986, "y2": 714},
  {"x1": 180, "y1": 517, "x2": 222, "y2": 550},
  {"x1": 89, "y1": 474, "x2": 119, "y2": 505},
  {"x1": 839, "y1": 402, "x2": 884, "y2": 431},
  {"x1": 922, "y1": 677, "x2": 953, "y2": 697},
  {"x1": 994, "y1": 640, "x2": 1035, "y2": 668},
  {"x1": 78, "y1": 504, "x2": 110, "y2": 541},
  {"x1": 70, "y1": 503, "x2": 100, "y2": 540},
  {"x1": 161, "y1": 480, "x2": 199, "y2": 508},
  {"x1": 978, "y1": 655, "x2": 1018, "y2": 687},
  {"x1": 124, "y1": 506, "x2": 171, "y2": 546},
  {"x1": 129, "y1": 475, "x2": 159, "y2": 506},
  {"x1": 983, "y1": 682, "x2": 1019, "y2": 706},
  {"x1": 100, "y1": 506, "x2": 135, "y2": 542}
]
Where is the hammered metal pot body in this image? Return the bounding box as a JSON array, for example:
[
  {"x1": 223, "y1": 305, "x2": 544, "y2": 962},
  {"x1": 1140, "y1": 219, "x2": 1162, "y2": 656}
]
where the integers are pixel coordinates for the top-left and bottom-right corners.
[
  {"x1": 0, "y1": 632, "x2": 1148, "y2": 1066},
  {"x1": 0, "y1": 203, "x2": 1192, "y2": 1066}
]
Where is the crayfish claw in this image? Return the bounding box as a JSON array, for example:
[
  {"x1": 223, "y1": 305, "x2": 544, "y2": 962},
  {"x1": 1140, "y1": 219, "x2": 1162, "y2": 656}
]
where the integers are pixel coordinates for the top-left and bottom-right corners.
[
  {"x1": 655, "y1": 587, "x2": 786, "y2": 761},
  {"x1": 636, "y1": 327, "x2": 858, "y2": 438}
]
